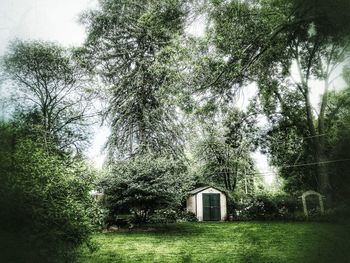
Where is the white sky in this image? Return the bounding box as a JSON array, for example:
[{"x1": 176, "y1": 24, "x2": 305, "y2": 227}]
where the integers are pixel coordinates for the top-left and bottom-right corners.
[
  {"x1": 0, "y1": 1, "x2": 346, "y2": 184},
  {"x1": 0, "y1": 0, "x2": 98, "y2": 53}
]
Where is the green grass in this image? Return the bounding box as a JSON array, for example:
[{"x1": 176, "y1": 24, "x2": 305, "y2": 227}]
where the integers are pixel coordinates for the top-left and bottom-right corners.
[{"x1": 78, "y1": 222, "x2": 350, "y2": 263}]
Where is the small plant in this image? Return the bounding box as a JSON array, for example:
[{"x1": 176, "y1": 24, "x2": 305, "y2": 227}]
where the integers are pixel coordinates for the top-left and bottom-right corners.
[
  {"x1": 149, "y1": 209, "x2": 178, "y2": 224},
  {"x1": 177, "y1": 211, "x2": 198, "y2": 222}
]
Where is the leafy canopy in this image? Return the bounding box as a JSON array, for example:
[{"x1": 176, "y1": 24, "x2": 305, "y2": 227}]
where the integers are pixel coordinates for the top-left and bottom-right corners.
[{"x1": 2, "y1": 40, "x2": 93, "y2": 153}]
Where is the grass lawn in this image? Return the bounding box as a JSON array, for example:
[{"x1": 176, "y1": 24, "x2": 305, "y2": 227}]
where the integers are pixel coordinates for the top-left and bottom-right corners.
[{"x1": 78, "y1": 222, "x2": 350, "y2": 263}]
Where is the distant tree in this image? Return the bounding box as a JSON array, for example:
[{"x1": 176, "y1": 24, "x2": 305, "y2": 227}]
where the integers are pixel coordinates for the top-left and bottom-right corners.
[
  {"x1": 193, "y1": 107, "x2": 258, "y2": 192},
  {"x1": 100, "y1": 154, "x2": 193, "y2": 223},
  {"x1": 79, "y1": 0, "x2": 189, "y2": 159},
  {"x1": 195, "y1": 127, "x2": 237, "y2": 190},
  {"x1": 2, "y1": 40, "x2": 94, "y2": 153}
]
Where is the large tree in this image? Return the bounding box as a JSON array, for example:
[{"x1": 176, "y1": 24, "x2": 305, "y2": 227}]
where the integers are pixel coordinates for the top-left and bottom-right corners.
[
  {"x1": 2, "y1": 40, "x2": 93, "y2": 153},
  {"x1": 194, "y1": 0, "x2": 350, "y2": 200},
  {"x1": 79, "y1": 0, "x2": 189, "y2": 159}
]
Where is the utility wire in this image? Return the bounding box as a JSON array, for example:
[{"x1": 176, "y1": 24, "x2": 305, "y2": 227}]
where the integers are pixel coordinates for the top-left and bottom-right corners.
[
  {"x1": 283, "y1": 158, "x2": 350, "y2": 168},
  {"x1": 201, "y1": 158, "x2": 350, "y2": 177},
  {"x1": 302, "y1": 133, "x2": 326, "y2": 139}
]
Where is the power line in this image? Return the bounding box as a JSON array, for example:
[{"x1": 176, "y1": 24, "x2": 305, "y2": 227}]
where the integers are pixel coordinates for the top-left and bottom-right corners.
[
  {"x1": 302, "y1": 133, "x2": 326, "y2": 140},
  {"x1": 283, "y1": 158, "x2": 350, "y2": 168},
  {"x1": 200, "y1": 158, "x2": 350, "y2": 177}
]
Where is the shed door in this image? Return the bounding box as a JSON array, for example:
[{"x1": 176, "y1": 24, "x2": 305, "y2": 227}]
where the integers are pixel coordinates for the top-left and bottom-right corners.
[{"x1": 203, "y1": 193, "x2": 221, "y2": 221}]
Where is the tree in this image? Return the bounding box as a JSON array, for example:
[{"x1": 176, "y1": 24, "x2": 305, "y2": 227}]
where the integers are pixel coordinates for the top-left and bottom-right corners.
[
  {"x1": 195, "y1": 126, "x2": 238, "y2": 190},
  {"x1": 100, "y1": 154, "x2": 193, "y2": 223},
  {"x1": 191, "y1": 105, "x2": 258, "y2": 192},
  {"x1": 2, "y1": 40, "x2": 94, "y2": 153},
  {"x1": 291, "y1": 0, "x2": 350, "y2": 39},
  {"x1": 79, "y1": 0, "x2": 189, "y2": 158},
  {"x1": 323, "y1": 86, "x2": 350, "y2": 204},
  {"x1": 195, "y1": 0, "x2": 350, "y2": 200}
]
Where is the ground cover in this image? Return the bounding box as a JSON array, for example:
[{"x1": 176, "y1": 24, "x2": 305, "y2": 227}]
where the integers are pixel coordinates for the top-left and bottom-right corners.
[{"x1": 79, "y1": 222, "x2": 350, "y2": 263}]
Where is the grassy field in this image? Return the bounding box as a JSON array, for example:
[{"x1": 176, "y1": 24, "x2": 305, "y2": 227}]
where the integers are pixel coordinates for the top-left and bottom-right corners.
[{"x1": 78, "y1": 222, "x2": 350, "y2": 263}]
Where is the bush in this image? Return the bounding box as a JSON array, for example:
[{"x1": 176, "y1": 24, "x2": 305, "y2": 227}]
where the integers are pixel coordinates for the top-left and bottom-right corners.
[
  {"x1": 234, "y1": 195, "x2": 350, "y2": 222},
  {"x1": 149, "y1": 209, "x2": 178, "y2": 224},
  {"x1": 234, "y1": 194, "x2": 302, "y2": 221},
  {"x1": 0, "y1": 136, "x2": 95, "y2": 263},
  {"x1": 87, "y1": 200, "x2": 109, "y2": 230},
  {"x1": 308, "y1": 205, "x2": 350, "y2": 222},
  {"x1": 148, "y1": 209, "x2": 198, "y2": 224},
  {"x1": 227, "y1": 197, "x2": 236, "y2": 215},
  {"x1": 176, "y1": 211, "x2": 198, "y2": 222},
  {"x1": 100, "y1": 154, "x2": 194, "y2": 224}
]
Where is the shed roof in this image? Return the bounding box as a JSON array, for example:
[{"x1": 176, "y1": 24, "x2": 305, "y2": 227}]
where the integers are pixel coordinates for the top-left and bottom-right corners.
[{"x1": 188, "y1": 186, "x2": 224, "y2": 195}]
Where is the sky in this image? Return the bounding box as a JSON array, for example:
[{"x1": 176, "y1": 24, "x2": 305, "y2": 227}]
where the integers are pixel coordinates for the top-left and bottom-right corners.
[
  {"x1": 0, "y1": 0, "x2": 97, "y2": 53},
  {"x1": 1, "y1": 0, "x2": 345, "y2": 185}
]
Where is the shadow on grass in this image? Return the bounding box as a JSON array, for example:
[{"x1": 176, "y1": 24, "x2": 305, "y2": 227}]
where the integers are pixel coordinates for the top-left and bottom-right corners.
[
  {"x1": 306, "y1": 223, "x2": 350, "y2": 263},
  {"x1": 107, "y1": 222, "x2": 206, "y2": 237}
]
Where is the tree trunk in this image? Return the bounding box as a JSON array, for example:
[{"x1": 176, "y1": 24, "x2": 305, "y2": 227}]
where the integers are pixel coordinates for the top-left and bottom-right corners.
[
  {"x1": 317, "y1": 78, "x2": 332, "y2": 204},
  {"x1": 304, "y1": 81, "x2": 331, "y2": 204}
]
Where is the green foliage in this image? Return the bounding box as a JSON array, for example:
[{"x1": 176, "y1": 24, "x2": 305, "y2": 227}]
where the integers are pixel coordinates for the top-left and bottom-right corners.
[
  {"x1": 0, "y1": 122, "x2": 95, "y2": 263},
  {"x1": 234, "y1": 193, "x2": 302, "y2": 221},
  {"x1": 194, "y1": 127, "x2": 237, "y2": 190},
  {"x1": 148, "y1": 209, "x2": 178, "y2": 224},
  {"x1": 100, "y1": 154, "x2": 194, "y2": 223},
  {"x1": 87, "y1": 200, "x2": 109, "y2": 230},
  {"x1": 149, "y1": 209, "x2": 198, "y2": 223},
  {"x1": 79, "y1": 0, "x2": 188, "y2": 158},
  {"x1": 176, "y1": 211, "x2": 199, "y2": 222},
  {"x1": 201, "y1": 0, "x2": 350, "y2": 198},
  {"x1": 1, "y1": 40, "x2": 93, "y2": 154},
  {"x1": 291, "y1": 0, "x2": 350, "y2": 39},
  {"x1": 324, "y1": 88, "x2": 350, "y2": 205},
  {"x1": 192, "y1": 108, "x2": 259, "y2": 193}
]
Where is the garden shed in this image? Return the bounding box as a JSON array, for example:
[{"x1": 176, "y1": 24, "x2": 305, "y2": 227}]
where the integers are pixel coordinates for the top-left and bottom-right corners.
[{"x1": 186, "y1": 186, "x2": 227, "y2": 221}]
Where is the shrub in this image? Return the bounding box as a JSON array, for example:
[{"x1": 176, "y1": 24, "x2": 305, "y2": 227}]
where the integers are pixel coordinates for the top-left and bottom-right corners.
[
  {"x1": 87, "y1": 200, "x2": 109, "y2": 230},
  {"x1": 149, "y1": 209, "x2": 178, "y2": 224},
  {"x1": 234, "y1": 194, "x2": 302, "y2": 221},
  {"x1": 227, "y1": 197, "x2": 236, "y2": 215},
  {"x1": 308, "y1": 205, "x2": 350, "y2": 222},
  {"x1": 100, "y1": 154, "x2": 194, "y2": 224},
  {"x1": 148, "y1": 209, "x2": 198, "y2": 224},
  {"x1": 176, "y1": 211, "x2": 198, "y2": 222},
  {"x1": 0, "y1": 136, "x2": 95, "y2": 263}
]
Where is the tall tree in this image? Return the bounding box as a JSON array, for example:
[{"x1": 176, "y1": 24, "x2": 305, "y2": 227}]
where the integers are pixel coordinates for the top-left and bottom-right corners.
[
  {"x1": 195, "y1": 0, "x2": 350, "y2": 200},
  {"x1": 79, "y1": 0, "x2": 189, "y2": 159},
  {"x1": 2, "y1": 40, "x2": 93, "y2": 153}
]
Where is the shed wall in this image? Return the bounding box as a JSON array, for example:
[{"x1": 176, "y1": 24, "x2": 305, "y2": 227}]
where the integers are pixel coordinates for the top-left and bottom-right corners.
[
  {"x1": 196, "y1": 187, "x2": 227, "y2": 221},
  {"x1": 186, "y1": 195, "x2": 196, "y2": 214}
]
